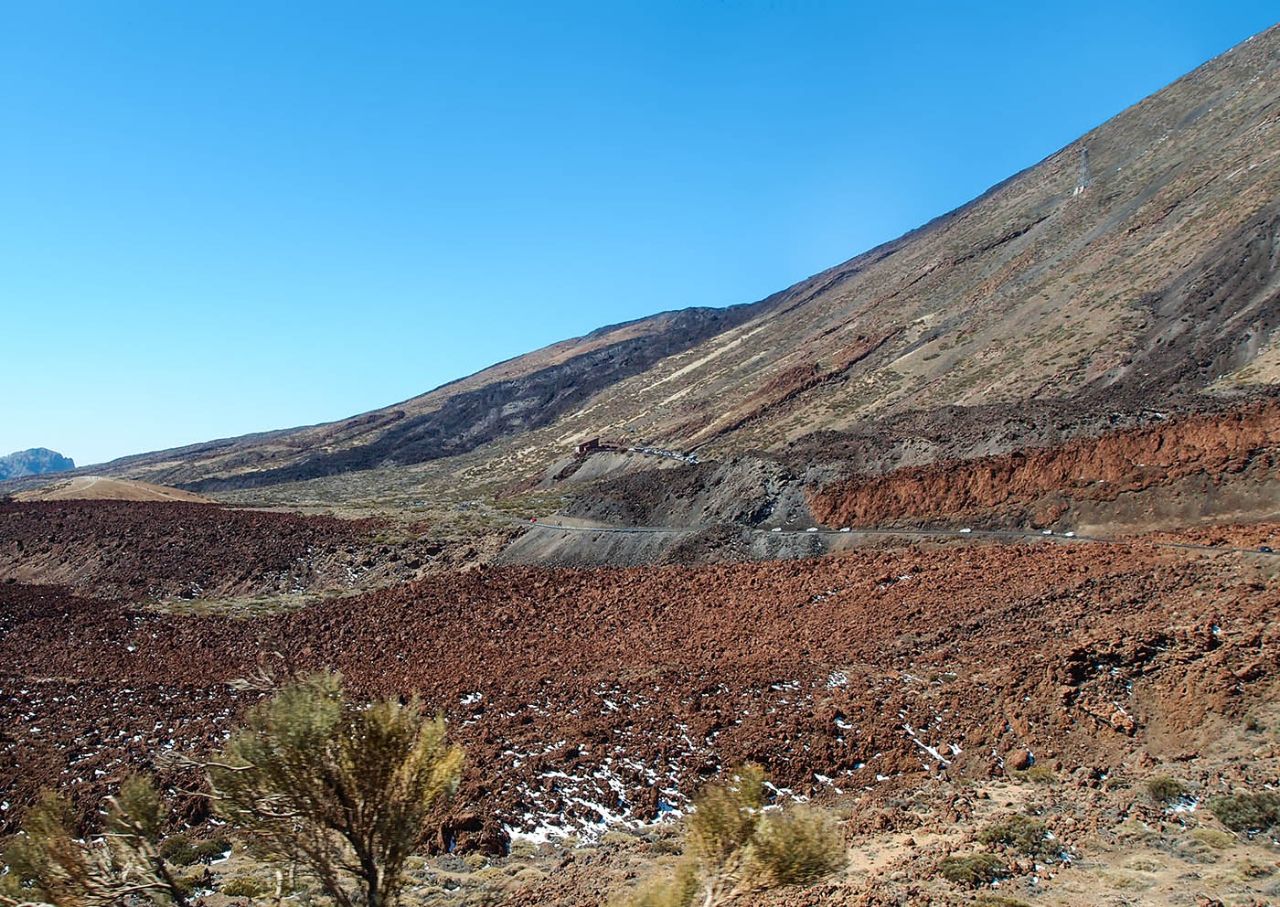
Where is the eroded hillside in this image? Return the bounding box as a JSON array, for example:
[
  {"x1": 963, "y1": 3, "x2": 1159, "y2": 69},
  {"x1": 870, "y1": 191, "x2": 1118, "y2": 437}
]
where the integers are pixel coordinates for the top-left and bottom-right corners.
[{"x1": 13, "y1": 26, "x2": 1274, "y2": 520}]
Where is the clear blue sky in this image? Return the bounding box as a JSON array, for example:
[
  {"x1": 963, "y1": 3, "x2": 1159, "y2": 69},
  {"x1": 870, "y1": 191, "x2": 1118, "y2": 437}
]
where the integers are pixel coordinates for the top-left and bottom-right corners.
[{"x1": 2, "y1": 2, "x2": 1275, "y2": 466}]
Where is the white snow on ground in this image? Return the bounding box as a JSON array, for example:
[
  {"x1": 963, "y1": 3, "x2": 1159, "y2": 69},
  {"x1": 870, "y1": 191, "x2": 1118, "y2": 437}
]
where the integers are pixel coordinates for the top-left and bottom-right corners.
[
  {"x1": 497, "y1": 675, "x2": 869, "y2": 843},
  {"x1": 902, "y1": 723, "x2": 953, "y2": 767}
]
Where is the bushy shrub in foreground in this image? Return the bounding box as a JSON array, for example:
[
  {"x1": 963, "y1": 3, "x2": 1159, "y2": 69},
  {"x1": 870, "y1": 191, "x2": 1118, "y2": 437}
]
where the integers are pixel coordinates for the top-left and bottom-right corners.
[
  {"x1": 3, "y1": 672, "x2": 463, "y2": 907},
  {"x1": 208, "y1": 672, "x2": 463, "y2": 907},
  {"x1": 615, "y1": 764, "x2": 845, "y2": 907}
]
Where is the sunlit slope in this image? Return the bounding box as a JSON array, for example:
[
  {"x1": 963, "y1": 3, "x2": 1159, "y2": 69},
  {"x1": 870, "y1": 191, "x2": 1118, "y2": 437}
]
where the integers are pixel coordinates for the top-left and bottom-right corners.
[{"x1": 89, "y1": 26, "x2": 1280, "y2": 494}]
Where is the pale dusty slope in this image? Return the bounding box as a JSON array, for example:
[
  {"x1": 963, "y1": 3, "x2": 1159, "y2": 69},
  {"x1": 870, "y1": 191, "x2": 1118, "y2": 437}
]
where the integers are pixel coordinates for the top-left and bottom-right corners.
[{"x1": 13, "y1": 475, "x2": 214, "y2": 504}]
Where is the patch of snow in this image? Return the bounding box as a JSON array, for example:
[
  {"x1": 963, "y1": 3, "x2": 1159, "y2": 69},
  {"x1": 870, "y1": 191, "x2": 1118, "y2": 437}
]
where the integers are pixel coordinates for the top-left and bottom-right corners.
[{"x1": 902, "y1": 724, "x2": 952, "y2": 766}]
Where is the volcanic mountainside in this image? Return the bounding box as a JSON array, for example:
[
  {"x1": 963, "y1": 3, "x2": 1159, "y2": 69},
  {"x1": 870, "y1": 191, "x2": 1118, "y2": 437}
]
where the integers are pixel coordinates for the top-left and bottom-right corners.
[
  {"x1": 6, "y1": 24, "x2": 1280, "y2": 907},
  {"x1": 2, "y1": 25, "x2": 1274, "y2": 536}
]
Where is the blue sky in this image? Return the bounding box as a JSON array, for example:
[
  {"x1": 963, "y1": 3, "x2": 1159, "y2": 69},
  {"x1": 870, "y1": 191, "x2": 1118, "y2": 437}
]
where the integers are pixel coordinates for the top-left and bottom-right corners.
[{"x1": 2, "y1": 2, "x2": 1275, "y2": 466}]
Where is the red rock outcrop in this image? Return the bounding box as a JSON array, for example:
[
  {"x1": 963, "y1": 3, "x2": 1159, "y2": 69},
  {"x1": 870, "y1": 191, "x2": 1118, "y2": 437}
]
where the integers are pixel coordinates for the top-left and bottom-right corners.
[{"x1": 808, "y1": 400, "x2": 1280, "y2": 527}]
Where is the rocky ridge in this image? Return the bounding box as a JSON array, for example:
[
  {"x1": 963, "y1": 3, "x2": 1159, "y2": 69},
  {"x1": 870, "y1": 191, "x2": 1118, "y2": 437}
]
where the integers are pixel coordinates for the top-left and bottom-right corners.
[{"x1": 0, "y1": 447, "x2": 74, "y2": 481}]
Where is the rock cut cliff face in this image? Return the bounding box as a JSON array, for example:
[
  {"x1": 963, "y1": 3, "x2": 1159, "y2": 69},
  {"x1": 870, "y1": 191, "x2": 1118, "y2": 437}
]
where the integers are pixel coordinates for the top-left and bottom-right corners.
[{"x1": 808, "y1": 399, "x2": 1280, "y2": 529}]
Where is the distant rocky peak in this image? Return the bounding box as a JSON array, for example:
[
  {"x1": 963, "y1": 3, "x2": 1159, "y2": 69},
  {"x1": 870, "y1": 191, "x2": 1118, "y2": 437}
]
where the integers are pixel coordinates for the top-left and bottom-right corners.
[{"x1": 0, "y1": 448, "x2": 75, "y2": 480}]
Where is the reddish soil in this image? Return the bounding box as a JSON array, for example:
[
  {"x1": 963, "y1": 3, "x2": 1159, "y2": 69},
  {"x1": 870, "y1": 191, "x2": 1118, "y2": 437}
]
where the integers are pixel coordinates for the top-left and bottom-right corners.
[
  {"x1": 808, "y1": 400, "x2": 1280, "y2": 528},
  {"x1": 4, "y1": 533, "x2": 1276, "y2": 850},
  {"x1": 0, "y1": 501, "x2": 455, "y2": 600}
]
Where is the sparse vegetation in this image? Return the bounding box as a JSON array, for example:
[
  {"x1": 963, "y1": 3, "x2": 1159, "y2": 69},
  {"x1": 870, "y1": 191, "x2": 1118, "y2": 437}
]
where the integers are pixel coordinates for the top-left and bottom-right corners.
[
  {"x1": 1014, "y1": 764, "x2": 1056, "y2": 785},
  {"x1": 219, "y1": 875, "x2": 270, "y2": 899},
  {"x1": 613, "y1": 863, "x2": 700, "y2": 907},
  {"x1": 977, "y1": 815, "x2": 1059, "y2": 860},
  {"x1": 1207, "y1": 792, "x2": 1280, "y2": 834},
  {"x1": 1146, "y1": 776, "x2": 1189, "y2": 805},
  {"x1": 939, "y1": 852, "x2": 1007, "y2": 887},
  {"x1": 1, "y1": 777, "x2": 191, "y2": 907},
  {"x1": 150, "y1": 591, "x2": 334, "y2": 619},
  {"x1": 207, "y1": 672, "x2": 464, "y2": 907},
  {"x1": 1237, "y1": 857, "x2": 1274, "y2": 880},
  {"x1": 616, "y1": 765, "x2": 844, "y2": 907}
]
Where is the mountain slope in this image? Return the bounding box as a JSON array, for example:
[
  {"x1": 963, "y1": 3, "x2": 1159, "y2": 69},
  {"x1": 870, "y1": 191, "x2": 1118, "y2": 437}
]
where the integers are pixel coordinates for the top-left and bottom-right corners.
[
  {"x1": 86, "y1": 303, "x2": 770, "y2": 491},
  {"x1": 81, "y1": 26, "x2": 1280, "y2": 506}
]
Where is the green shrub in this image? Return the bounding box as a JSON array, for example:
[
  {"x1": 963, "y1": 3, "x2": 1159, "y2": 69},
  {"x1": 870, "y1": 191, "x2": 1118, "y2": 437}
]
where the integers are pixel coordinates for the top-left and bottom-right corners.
[
  {"x1": 159, "y1": 834, "x2": 198, "y2": 866},
  {"x1": 685, "y1": 764, "x2": 766, "y2": 868},
  {"x1": 1014, "y1": 764, "x2": 1056, "y2": 785},
  {"x1": 209, "y1": 672, "x2": 463, "y2": 907},
  {"x1": 193, "y1": 838, "x2": 230, "y2": 862},
  {"x1": 615, "y1": 765, "x2": 844, "y2": 907},
  {"x1": 170, "y1": 872, "x2": 201, "y2": 899},
  {"x1": 1189, "y1": 827, "x2": 1236, "y2": 850},
  {"x1": 647, "y1": 834, "x2": 683, "y2": 856},
  {"x1": 612, "y1": 862, "x2": 699, "y2": 907},
  {"x1": 1208, "y1": 792, "x2": 1280, "y2": 834},
  {"x1": 748, "y1": 806, "x2": 846, "y2": 886},
  {"x1": 4, "y1": 779, "x2": 194, "y2": 907},
  {"x1": 1146, "y1": 776, "x2": 1189, "y2": 805},
  {"x1": 159, "y1": 834, "x2": 229, "y2": 866},
  {"x1": 221, "y1": 875, "x2": 269, "y2": 898},
  {"x1": 940, "y1": 853, "x2": 1007, "y2": 887},
  {"x1": 977, "y1": 815, "x2": 1059, "y2": 860}
]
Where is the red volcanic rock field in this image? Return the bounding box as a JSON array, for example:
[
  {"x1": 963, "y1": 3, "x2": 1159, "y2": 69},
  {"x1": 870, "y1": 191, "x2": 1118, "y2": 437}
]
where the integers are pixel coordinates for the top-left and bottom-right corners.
[{"x1": 4, "y1": 501, "x2": 1277, "y2": 846}]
